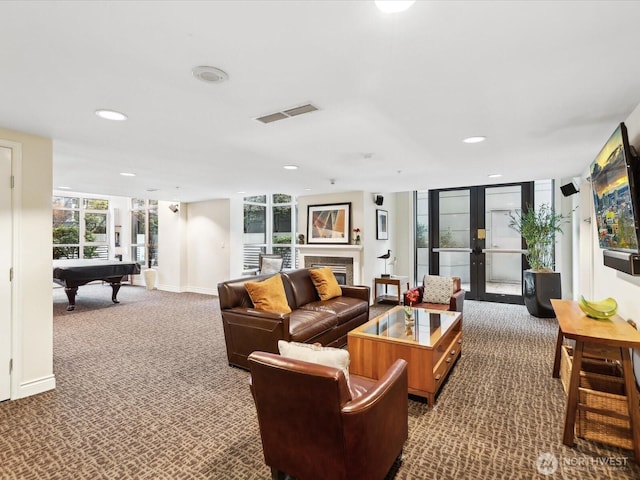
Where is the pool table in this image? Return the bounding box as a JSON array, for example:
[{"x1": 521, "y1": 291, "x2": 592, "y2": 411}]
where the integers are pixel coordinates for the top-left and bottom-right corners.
[{"x1": 53, "y1": 259, "x2": 141, "y2": 311}]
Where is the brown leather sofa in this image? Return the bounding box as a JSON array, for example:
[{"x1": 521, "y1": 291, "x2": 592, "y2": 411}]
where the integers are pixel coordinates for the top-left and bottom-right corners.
[
  {"x1": 248, "y1": 351, "x2": 408, "y2": 480},
  {"x1": 403, "y1": 276, "x2": 465, "y2": 312},
  {"x1": 217, "y1": 269, "x2": 370, "y2": 369}
]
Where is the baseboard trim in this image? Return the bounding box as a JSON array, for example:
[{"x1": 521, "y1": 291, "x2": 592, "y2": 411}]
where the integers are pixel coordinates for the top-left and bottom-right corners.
[
  {"x1": 16, "y1": 374, "x2": 56, "y2": 399},
  {"x1": 156, "y1": 284, "x2": 184, "y2": 293},
  {"x1": 155, "y1": 284, "x2": 217, "y2": 296},
  {"x1": 186, "y1": 286, "x2": 218, "y2": 296}
]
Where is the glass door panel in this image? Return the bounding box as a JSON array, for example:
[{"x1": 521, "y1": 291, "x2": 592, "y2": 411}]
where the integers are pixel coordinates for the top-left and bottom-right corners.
[
  {"x1": 434, "y1": 189, "x2": 472, "y2": 294},
  {"x1": 483, "y1": 186, "x2": 523, "y2": 297}
]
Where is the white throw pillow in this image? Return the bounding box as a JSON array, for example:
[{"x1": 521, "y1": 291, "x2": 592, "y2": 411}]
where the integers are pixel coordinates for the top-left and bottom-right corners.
[
  {"x1": 422, "y1": 275, "x2": 454, "y2": 304},
  {"x1": 261, "y1": 257, "x2": 283, "y2": 275},
  {"x1": 277, "y1": 340, "x2": 351, "y2": 385}
]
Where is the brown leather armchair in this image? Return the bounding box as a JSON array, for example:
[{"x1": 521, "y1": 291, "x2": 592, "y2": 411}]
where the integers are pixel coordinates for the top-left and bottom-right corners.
[
  {"x1": 248, "y1": 351, "x2": 408, "y2": 480},
  {"x1": 403, "y1": 276, "x2": 465, "y2": 312}
]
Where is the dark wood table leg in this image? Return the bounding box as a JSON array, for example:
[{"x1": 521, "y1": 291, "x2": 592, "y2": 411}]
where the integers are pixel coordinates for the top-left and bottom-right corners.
[
  {"x1": 563, "y1": 340, "x2": 584, "y2": 446},
  {"x1": 64, "y1": 286, "x2": 78, "y2": 311},
  {"x1": 620, "y1": 348, "x2": 640, "y2": 463},
  {"x1": 552, "y1": 327, "x2": 564, "y2": 378}
]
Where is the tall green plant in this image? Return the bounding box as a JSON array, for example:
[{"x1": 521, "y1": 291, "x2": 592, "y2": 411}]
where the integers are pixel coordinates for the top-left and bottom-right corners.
[{"x1": 507, "y1": 203, "x2": 569, "y2": 272}]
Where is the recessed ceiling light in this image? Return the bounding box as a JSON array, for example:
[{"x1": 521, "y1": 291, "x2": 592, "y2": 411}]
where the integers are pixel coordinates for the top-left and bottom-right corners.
[
  {"x1": 237, "y1": 191, "x2": 246, "y2": 194},
  {"x1": 488, "y1": 173, "x2": 503, "y2": 178},
  {"x1": 192, "y1": 66, "x2": 229, "y2": 84},
  {"x1": 463, "y1": 136, "x2": 487, "y2": 144},
  {"x1": 95, "y1": 109, "x2": 128, "y2": 121},
  {"x1": 57, "y1": 186, "x2": 71, "y2": 190},
  {"x1": 283, "y1": 165, "x2": 299, "y2": 170},
  {"x1": 375, "y1": 1, "x2": 416, "y2": 13},
  {"x1": 120, "y1": 172, "x2": 136, "y2": 177},
  {"x1": 304, "y1": 188, "x2": 312, "y2": 191}
]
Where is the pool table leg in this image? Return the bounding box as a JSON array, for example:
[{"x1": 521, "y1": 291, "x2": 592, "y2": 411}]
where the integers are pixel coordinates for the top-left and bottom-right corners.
[
  {"x1": 64, "y1": 287, "x2": 78, "y2": 311},
  {"x1": 110, "y1": 282, "x2": 122, "y2": 304}
]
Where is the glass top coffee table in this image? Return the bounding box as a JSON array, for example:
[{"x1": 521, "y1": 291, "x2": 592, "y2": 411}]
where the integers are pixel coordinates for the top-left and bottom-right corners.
[{"x1": 348, "y1": 305, "x2": 463, "y2": 407}]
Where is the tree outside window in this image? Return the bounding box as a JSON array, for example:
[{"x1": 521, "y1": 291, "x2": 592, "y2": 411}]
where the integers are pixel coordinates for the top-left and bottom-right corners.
[
  {"x1": 131, "y1": 199, "x2": 158, "y2": 268},
  {"x1": 243, "y1": 194, "x2": 296, "y2": 271},
  {"x1": 53, "y1": 195, "x2": 109, "y2": 259}
]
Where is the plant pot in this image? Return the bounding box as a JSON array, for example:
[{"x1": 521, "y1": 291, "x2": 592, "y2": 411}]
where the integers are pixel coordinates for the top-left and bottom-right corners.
[
  {"x1": 523, "y1": 270, "x2": 561, "y2": 318},
  {"x1": 143, "y1": 268, "x2": 158, "y2": 291}
]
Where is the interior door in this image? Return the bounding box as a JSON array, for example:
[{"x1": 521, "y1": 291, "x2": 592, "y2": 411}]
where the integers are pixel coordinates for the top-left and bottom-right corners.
[{"x1": 0, "y1": 145, "x2": 12, "y2": 401}]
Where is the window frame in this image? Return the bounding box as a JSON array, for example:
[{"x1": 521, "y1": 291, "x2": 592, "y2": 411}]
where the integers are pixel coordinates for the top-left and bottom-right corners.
[
  {"x1": 52, "y1": 194, "x2": 110, "y2": 260},
  {"x1": 243, "y1": 194, "x2": 296, "y2": 272},
  {"x1": 131, "y1": 198, "x2": 158, "y2": 269}
]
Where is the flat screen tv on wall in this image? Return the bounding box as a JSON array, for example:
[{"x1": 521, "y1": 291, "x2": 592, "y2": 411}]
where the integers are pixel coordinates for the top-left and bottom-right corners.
[{"x1": 590, "y1": 122, "x2": 640, "y2": 253}]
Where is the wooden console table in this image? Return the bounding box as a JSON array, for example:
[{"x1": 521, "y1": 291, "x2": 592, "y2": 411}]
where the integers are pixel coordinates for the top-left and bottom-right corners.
[{"x1": 551, "y1": 299, "x2": 640, "y2": 461}]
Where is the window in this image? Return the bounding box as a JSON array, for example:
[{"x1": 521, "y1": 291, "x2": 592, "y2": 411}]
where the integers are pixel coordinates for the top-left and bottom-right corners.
[
  {"x1": 131, "y1": 199, "x2": 158, "y2": 268},
  {"x1": 243, "y1": 194, "x2": 296, "y2": 271},
  {"x1": 53, "y1": 195, "x2": 109, "y2": 259},
  {"x1": 415, "y1": 191, "x2": 429, "y2": 282}
]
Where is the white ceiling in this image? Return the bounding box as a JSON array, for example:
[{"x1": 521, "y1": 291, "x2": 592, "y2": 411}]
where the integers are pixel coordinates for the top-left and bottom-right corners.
[{"x1": 2, "y1": 1, "x2": 640, "y2": 203}]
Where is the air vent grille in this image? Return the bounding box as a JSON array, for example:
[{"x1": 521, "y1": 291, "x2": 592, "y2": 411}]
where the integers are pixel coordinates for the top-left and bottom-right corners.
[
  {"x1": 256, "y1": 112, "x2": 288, "y2": 124},
  {"x1": 255, "y1": 103, "x2": 319, "y2": 124}
]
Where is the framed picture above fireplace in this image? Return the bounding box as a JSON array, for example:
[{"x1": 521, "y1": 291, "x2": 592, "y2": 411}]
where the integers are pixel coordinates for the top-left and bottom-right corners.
[
  {"x1": 376, "y1": 209, "x2": 388, "y2": 240},
  {"x1": 307, "y1": 202, "x2": 351, "y2": 244}
]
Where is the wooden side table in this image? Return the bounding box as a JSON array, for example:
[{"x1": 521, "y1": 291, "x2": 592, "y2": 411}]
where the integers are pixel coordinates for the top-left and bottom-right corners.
[
  {"x1": 551, "y1": 299, "x2": 640, "y2": 462},
  {"x1": 373, "y1": 276, "x2": 407, "y2": 304}
]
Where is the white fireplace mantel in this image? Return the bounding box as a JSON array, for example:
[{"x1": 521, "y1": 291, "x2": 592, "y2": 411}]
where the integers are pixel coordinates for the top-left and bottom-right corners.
[{"x1": 297, "y1": 244, "x2": 363, "y2": 284}]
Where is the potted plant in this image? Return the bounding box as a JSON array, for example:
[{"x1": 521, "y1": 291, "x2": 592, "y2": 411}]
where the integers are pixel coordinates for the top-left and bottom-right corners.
[{"x1": 508, "y1": 203, "x2": 570, "y2": 317}]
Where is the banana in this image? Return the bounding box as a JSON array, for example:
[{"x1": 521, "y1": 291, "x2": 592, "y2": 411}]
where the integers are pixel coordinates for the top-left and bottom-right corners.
[{"x1": 578, "y1": 295, "x2": 618, "y2": 319}]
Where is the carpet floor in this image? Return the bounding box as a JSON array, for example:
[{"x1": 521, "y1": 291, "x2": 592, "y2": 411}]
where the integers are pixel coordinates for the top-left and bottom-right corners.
[{"x1": 0, "y1": 284, "x2": 638, "y2": 479}]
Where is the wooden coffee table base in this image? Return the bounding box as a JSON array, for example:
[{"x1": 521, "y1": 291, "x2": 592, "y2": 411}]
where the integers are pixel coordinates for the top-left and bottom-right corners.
[{"x1": 348, "y1": 307, "x2": 462, "y2": 408}]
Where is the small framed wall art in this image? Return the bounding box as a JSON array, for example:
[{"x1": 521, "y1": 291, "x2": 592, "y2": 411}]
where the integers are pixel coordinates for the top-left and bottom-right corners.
[
  {"x1": 376, "y1": 209, "x2": 388, "y2": 240},
  {"x1": 307, "y1": 202, "x2": 351, "y2": 244}
]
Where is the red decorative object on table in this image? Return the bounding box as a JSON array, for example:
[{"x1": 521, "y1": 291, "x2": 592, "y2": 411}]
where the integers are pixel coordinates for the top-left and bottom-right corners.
[{"x1": 405, "y1": 288, "x2": 420, "y2": 307}]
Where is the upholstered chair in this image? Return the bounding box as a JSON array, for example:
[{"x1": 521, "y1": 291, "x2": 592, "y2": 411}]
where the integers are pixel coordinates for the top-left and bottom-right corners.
[
  {"x1": 403, "y1": 275, "x2": 465, "y2": 312},
  {"x1": 258, "y1": 253, "x2": 283, "y2": 275},
  {"x1": 248, "y1": 351, "x2": 408, "y2": 480}
]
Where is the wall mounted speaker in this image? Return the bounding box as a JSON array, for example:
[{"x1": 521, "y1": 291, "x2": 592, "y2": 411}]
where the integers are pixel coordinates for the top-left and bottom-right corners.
[
  {"x1": 374, "y1": 194, "x2": 384, "y2": 206},
  {"x1": 560, "y1": 182, "x2": 579, "y2": 197}
]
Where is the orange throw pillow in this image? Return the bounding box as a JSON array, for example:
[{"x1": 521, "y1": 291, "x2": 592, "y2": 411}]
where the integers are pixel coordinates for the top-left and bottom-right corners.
[
  {"x1": 309, "y1": 267, "x2": 342, "y2": 301},
  {"x1": 244, "y1": 274, "x2": 291, "y2": 313}
]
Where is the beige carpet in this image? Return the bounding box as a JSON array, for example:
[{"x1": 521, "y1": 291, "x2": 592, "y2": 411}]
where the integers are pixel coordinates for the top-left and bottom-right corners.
[{"x1": 0, "y1": 284, "x2": 637, "y2": 479}]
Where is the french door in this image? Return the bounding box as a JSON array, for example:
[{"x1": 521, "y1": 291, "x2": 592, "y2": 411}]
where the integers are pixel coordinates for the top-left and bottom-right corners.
[{"x1": 429, "y1": 183, "x2": 533, "y2": 303}]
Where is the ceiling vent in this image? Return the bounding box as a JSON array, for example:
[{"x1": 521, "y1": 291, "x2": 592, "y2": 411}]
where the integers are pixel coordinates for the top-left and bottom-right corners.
[{"x1": 255, "y1": 103, "x2": 319, "y2": 124}]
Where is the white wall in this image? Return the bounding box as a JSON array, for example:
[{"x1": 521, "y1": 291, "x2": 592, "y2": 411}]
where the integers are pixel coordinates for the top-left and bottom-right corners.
[
  {"x1": 394, "y1": 192, "x2": 414, "y2": 284},
  {"x1": 297, "y1": 191, "x2": 400, "y2": 300},
  {"x1": 579, "y1": 101, "x2": 640, "y2": 381},
  {"x1": 157, "y1": 200, "x2": 188, "y2": 292},
  {"x1": 185, "y1": 198, "x2": 231, "y2": 294},
  {"x1": 1, "y1": 127, "x2": 55, "y2": 399},
  {"x1": 588, "y1": 106, "x2": 640, "y2": 321}
]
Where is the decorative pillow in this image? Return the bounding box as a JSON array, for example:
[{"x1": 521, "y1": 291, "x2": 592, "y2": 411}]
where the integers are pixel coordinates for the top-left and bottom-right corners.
[
  {"x1": 261, "y1": 257, "x2": 283, "y2": 275},
  {"x1": 244, "y1": 274, "x2": 291, "y2": 314},
  {"x1": 422, "y1": 275, "x2": 454, "y2": 304},
  {"x1": 278, "y1": 340, "x2": 353, "y2": 396},
  {"x1": 309, "y1": 267, "x2": 342, "y2": 301}
]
